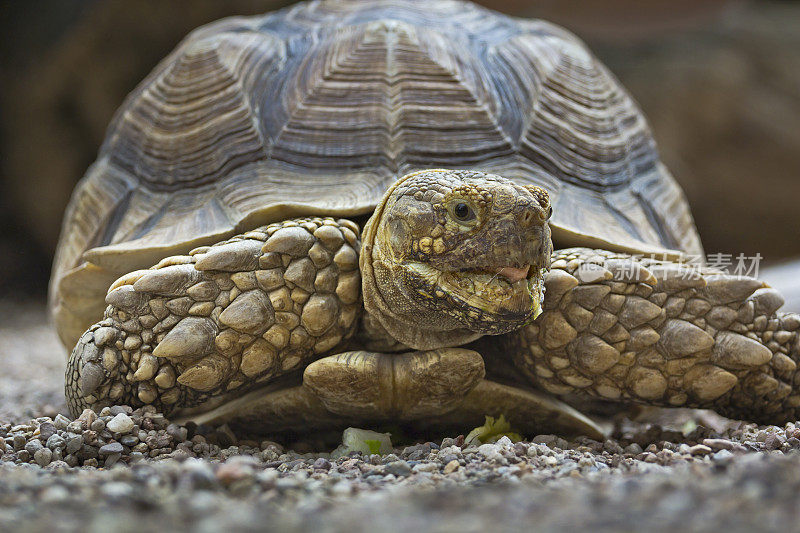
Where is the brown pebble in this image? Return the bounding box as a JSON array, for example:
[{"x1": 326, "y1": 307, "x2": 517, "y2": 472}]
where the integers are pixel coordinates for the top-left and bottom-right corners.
[
  {"x1": 443, "y1": 460, "x2": 460, "y2": 474},
  {"x1": 687, "y1": 444, "x2": 713, "y2": 456}
]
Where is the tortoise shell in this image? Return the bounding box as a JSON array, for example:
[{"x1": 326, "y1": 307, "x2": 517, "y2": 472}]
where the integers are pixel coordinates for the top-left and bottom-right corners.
[{"x1": 50, "y1": 0, "x2": 702, "y2": 348}]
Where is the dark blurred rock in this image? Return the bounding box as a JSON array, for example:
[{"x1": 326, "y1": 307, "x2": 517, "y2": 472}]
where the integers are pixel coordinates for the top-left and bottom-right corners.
[
  {"x1": 589, "y1": 2, "x2": 800, "y2": 261},
  {"x1": 0, "y1": 0, "x2": 293, "y2": 257}
]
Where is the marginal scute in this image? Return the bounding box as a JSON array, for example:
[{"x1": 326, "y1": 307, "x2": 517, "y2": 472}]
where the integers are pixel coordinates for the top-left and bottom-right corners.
[{"x1": 712, "y1": 331, "x2": 773, "y2": 369}]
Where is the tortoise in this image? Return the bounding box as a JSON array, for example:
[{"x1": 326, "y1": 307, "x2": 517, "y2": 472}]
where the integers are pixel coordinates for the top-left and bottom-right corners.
[{"x1": 50, "y1": 0, "x2": 800, "y2": 439}]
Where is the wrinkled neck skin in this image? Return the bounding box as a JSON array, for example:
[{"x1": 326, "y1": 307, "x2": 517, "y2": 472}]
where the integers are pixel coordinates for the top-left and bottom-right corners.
[
  {"x1": 360, "y1": 169, "x2": 552, "y2": 351},
  {"x1": 361, "y1": 213, "x2": 482, "y2": 351}
]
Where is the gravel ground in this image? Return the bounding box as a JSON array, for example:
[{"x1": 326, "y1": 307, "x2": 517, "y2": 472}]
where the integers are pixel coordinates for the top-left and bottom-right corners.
[{"x1": 3, "y1": 300, "x2": 800, "y2": 532}]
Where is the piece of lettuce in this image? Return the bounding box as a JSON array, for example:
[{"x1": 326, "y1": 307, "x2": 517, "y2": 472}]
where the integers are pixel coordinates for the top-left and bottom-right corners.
[
  {"x1": 332, "y1": 427, "x2": 393, "y2": 458},
  {"x1": 464, "y1": 415, "x2": 522, "y2": 446}
]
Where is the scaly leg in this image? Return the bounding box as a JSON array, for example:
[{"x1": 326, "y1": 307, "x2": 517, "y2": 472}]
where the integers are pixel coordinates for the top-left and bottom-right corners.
[
  {"x1": 65, "y1": 217, "x2": 362, "y2": 416},
  {"x1": 509, "y1": 247, "x2": 800, "y2": 425}
]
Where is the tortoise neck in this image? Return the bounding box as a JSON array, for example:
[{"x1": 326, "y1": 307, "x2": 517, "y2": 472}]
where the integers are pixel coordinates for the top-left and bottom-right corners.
[{"x1": 359, "y1": 209, "x2": 481, "y2": 351}]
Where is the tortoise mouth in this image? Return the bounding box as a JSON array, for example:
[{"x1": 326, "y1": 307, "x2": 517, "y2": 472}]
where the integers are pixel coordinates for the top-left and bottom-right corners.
[{"x1": 406, "y1": 261, "x2": 545, "y2": 326}]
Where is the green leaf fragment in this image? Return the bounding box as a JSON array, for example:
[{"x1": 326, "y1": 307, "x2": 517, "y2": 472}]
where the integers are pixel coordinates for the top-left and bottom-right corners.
[
  {"x1": 464, "y1": 414, "x2": 523, "y2": 446},
  {"x1": 335, "y1": 427, "x2": 393, "y2": 457}
]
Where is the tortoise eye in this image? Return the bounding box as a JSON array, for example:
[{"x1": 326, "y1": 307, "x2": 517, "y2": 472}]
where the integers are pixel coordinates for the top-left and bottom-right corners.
[{"x1": 453, "y1": 202, "x2": 475, "y2": 221}]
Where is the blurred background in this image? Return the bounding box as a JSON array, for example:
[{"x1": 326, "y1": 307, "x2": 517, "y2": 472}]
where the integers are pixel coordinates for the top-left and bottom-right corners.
[{"x1": 0, "y1": 0, "x2": 798, "y2": 303}]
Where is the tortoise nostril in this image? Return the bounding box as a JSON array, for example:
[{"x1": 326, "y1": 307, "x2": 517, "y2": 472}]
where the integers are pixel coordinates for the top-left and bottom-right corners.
[{"x1": 519, "y1": 208, "x2": 538, "y2": 228}]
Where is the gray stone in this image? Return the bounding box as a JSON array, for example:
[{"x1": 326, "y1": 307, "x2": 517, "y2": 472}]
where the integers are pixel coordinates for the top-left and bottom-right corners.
[
  {"x1": 34, "y1": 447, "x2": 53, "y2": 467},
  {"x1": 65, "y1": 435, "x2": 84, "y2": 455},
  {"x1": 99, "y1": 442, "x2": 124, "y2": 455},
  {"x1": 39, "y1": 422, "x2": 56, "y2": 441},
  {"x1": 384, "y1": 460, "x2": 412, "y2": 476}
]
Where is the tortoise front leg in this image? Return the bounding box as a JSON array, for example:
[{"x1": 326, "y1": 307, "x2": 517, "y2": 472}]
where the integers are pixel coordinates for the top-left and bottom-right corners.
[
  {"x1": 65, "y1": 217, "x2": 362, "y2": 416},
  {"x1": 508, "y1": 247, "x2": 800, "y2": 425}
]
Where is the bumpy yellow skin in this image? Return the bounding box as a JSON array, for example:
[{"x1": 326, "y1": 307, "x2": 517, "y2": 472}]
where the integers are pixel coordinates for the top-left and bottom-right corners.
[
  {"x1": 501, "y1": 249, "x2": 800, "y2": 425},
  {"x1": 67, "y1": 217, "x2": 363, "y2": 414}
]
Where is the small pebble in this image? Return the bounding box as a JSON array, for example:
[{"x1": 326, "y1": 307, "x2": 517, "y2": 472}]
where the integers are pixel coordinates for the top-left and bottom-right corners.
[
  {"x1": 33, "y1": 448, "x2": 52, "y2": 467},
  {"x1": 106, "y1": 414, "x2": 135, "y2": 434},
  {"x1": 385, "y1": 461, "x2": 412, "y2": 477},
  {"x1": 688, "y1": 445, "x2": 713, "y2": 456},
  {"x1": 443, "y1": 460, "x2": 460, "y2": 474}
]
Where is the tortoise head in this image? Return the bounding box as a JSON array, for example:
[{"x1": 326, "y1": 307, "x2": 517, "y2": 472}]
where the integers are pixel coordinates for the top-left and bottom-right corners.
[{"x1": 361, "y1": 169, "x2": 552, "y2": 350}]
